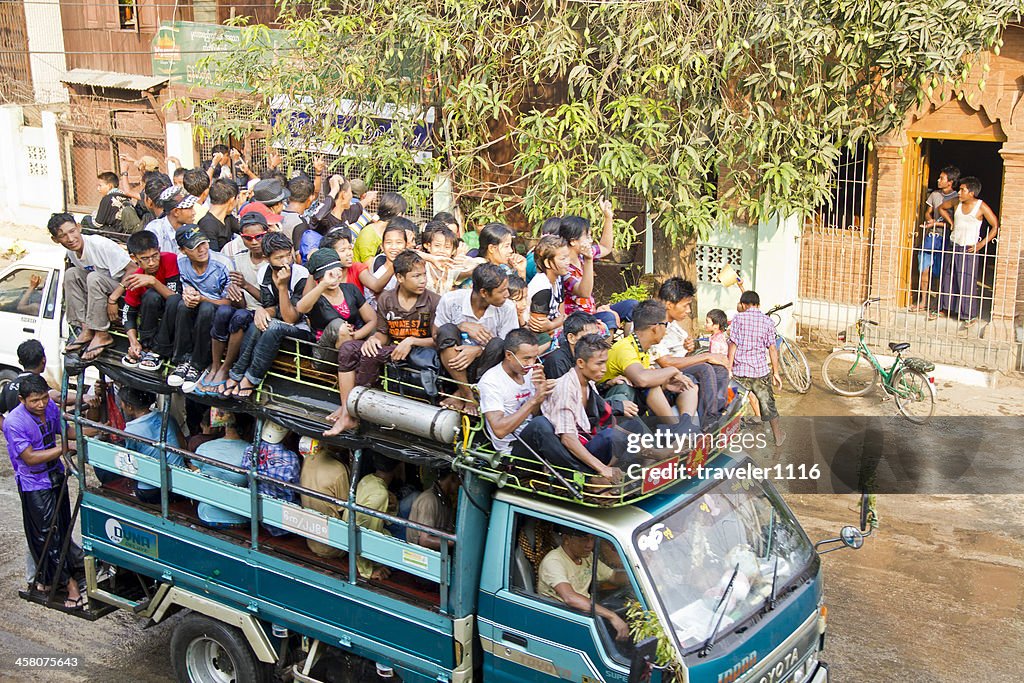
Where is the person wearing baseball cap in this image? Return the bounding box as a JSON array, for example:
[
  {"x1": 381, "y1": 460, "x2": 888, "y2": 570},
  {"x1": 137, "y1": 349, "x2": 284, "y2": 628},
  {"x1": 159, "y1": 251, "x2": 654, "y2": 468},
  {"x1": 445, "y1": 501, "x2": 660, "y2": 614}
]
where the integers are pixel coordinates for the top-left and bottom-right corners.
[
  {"x1": 251, "y1": 179, "x2": 289, "y2": 223},
  {"x1": 296, "y1": 247, "x2": 376, "y2": 370},
  {"x1": 144, "y1": 186, "x2": 198, "y2": 253},
  {"x1": 239, "y1": 201, "x2": 283, "y2": 228},
  {"x1": 166, "y1": 224, "x2": 232, "y2": 392}
]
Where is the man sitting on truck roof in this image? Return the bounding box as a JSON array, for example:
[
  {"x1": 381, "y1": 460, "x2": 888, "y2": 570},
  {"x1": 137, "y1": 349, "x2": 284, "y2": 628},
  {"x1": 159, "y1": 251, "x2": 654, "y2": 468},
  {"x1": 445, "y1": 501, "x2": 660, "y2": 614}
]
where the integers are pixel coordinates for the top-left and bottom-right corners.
[
  {"x1": 477, "y1": 328, "x2": 553, "y2": 455},
  {"x1": 344, "y1": 452, "x2": 400, "y2": 580},
  {"x1": 602, "y1": 299, "x2": 698, "y2": 425},
  {"x1": 48, "y1": 212, "x2": 132, "y2": 363},
  {"x1": 537, "y1": 526, "x2": 630, "y2": 641},
  {"x1": 325, "y1": 250, "x2": 440, "y2": 435},
  {"x1": 434, "y1": 263, "x2": 519, "y2": 415}
]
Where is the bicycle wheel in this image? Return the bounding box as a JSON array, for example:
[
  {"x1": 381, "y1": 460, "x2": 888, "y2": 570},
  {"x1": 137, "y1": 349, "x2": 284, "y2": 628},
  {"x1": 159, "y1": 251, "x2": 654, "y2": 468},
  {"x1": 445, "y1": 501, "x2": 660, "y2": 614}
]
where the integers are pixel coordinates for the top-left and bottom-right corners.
[
  {"x1": 778, "y1": 337, "x2": 812, "y2": 394},
  {"x1": 891, "y1": 366, "x2": 936, "y2": 423},
  {"x1": 821, "y1": 348, "x2": 877, "y2": 397}
]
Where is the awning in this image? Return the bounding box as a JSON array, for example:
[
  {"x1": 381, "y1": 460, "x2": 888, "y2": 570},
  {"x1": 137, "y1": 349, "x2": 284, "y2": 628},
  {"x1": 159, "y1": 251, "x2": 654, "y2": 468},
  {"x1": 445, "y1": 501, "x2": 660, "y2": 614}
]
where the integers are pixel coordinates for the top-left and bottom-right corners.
[{"x1": 61, "y1": 68, "x2": 168, "y2": 92}]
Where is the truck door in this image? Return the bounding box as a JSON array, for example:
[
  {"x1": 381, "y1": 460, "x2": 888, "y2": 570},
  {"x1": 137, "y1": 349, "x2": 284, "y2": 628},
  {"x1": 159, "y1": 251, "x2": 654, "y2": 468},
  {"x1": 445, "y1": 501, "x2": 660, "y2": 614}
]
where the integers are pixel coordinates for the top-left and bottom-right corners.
[
  {"x1": 479, "y1": 510, "x2": 648, "y2": 683},
  {"x1": 0, "y1": 265, "x2": 60, "y2": 379}
]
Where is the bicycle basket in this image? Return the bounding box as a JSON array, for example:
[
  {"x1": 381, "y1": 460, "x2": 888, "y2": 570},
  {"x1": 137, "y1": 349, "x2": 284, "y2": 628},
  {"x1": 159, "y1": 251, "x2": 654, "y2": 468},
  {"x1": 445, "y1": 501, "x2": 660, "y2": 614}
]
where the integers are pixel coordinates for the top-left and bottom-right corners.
[{"x1": 904, "y1": 357, "x2": 935, "y2": 373}]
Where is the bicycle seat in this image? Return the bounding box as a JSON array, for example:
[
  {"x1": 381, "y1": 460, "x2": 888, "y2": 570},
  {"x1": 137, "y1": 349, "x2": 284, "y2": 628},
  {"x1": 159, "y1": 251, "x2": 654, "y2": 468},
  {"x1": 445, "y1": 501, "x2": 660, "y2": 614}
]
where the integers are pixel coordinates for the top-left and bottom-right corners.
[{"x1": 888, "y1": 342, "x2": 911, "y2": 353}]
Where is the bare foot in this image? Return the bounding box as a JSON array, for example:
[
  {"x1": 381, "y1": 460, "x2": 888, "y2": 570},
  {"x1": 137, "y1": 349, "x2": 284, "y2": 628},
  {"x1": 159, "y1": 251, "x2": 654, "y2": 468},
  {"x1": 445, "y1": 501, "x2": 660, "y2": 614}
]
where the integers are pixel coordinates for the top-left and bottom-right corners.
[
  {"x1": 323, "y1": 410, "x2": 358, "y2": 436},
  {"x1": 325, "y1": 406, "x2": 345, "y2": 423}
]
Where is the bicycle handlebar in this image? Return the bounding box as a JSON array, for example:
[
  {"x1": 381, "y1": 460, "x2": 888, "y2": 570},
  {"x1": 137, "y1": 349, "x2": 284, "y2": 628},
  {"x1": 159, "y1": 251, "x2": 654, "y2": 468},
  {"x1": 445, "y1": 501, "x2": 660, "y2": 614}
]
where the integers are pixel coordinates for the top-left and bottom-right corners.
[
  {"x1": 864, "y1": 319, "x2": 878, "y2": 326},
  {"x1": 766, "y1": 302, "x2": 794, "y2": 316}
]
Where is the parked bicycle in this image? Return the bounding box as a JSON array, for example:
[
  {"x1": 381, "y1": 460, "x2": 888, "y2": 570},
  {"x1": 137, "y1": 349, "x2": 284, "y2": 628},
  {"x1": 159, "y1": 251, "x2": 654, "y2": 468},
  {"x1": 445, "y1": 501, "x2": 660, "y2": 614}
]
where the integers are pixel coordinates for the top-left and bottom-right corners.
[
  {"x1": 766, "y1": 302, "x2": 812, "y2": 394},
  {"x1": 821, "y1": 297, "x2": 937, "y2": 423}
]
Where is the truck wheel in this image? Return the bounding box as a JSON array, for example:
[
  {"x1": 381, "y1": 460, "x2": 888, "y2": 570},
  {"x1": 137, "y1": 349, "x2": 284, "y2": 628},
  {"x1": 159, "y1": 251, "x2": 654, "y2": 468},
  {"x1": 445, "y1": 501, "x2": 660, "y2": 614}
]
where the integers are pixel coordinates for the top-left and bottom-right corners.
[
  {"x1": 170, "y1": 613, "x2": 270, "y2": 683},
  {"x1": 0, "y1": 368, "x2": 19, "y2": 392}
]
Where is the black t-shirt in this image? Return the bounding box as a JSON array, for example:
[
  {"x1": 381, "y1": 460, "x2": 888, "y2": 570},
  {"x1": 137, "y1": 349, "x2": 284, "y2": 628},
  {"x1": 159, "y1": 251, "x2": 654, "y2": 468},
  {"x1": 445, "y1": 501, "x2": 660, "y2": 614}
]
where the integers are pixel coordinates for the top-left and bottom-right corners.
[
  {"x1": 198, "y1": 212, "x2": 239, "y2": 252},
  {"x1": 95, "y1": 191, "x2": 131, "y2": 228},
  {"x1": 306, "y1": 283, "x2": 367, "y2": 334},
  {"x1": 542, "y1": 345, "x2": 574, "y2": 380},
  {"x1": 259, "y1": 263, "x2": 309, "y2": 315},
  {"x1": 0, "y1": 371, "x2": 33, "y2": 417}
]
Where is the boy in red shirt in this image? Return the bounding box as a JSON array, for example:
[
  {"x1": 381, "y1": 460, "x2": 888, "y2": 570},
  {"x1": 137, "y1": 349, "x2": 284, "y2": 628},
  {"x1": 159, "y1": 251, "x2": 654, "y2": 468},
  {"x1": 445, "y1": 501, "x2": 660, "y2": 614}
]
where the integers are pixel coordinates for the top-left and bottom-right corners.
[{"x1": 109, "y1": 230, "x2": 181, "y2": 371}]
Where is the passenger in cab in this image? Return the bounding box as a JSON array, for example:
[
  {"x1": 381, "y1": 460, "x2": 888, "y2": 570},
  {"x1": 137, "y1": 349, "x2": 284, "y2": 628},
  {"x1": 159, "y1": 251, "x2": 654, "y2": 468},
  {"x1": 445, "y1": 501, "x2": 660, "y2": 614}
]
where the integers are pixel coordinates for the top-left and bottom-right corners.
[
  {"x1": 345, "y1": 453, "x2": 401, "y2": 579},
  {"x1": 298, "y1": 437, "x2": 350, "y2": 559},
  {"x1": 434, "y1": 263, "x2": 518, "y2": 414},
  {"x1": 118, "y1": 387, "x2": 187, "y2": 505},
  {"x1": 538, "y1": 526, "x2": 630, "y2": 640},
  {"x1": 195, "y1": 410, "x2": 251, "y2": 529},
  {"x1": 325, "y1": 250, "x2": 439, "y2": 435},
  {"x1": 407, "y1": 467, "x2": 459, "y2": 550}
]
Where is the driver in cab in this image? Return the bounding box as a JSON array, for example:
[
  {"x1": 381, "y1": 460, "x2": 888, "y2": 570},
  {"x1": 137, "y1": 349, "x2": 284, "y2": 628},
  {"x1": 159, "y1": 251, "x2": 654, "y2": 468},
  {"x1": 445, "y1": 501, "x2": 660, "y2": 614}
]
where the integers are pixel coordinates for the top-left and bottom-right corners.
[{"x1": 537, "y1": 526, "x2": 631, "y2": 640}]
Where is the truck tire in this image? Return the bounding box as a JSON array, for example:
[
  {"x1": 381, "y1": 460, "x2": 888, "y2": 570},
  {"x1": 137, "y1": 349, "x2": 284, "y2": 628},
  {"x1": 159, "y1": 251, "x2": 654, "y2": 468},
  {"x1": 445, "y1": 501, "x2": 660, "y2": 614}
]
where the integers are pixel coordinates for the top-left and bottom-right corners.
[
  {"x1": 0, "y1": 368, "x2": 19, "y2": 392},
  {"x1": 170, "y1": 613, "x2": 271, "y2": 683}
]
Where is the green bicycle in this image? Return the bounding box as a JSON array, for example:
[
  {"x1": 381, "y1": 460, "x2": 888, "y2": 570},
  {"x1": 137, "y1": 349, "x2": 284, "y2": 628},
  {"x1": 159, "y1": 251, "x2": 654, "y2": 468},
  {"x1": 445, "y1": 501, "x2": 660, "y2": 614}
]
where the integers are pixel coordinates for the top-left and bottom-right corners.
[{"x1": 821, "y1": 297, "x2": 937, "y2": 423}]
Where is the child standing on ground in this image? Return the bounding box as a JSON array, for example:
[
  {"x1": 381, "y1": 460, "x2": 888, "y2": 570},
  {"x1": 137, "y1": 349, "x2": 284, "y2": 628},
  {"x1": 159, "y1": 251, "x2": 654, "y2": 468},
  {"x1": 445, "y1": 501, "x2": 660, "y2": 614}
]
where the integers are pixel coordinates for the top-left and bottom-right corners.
[
  {"x1": 706, "y1": 309, "x2": 730, "y2": 358},
  {"x1": 727, "y1": 291, "x2": 784, "y2": 446}
]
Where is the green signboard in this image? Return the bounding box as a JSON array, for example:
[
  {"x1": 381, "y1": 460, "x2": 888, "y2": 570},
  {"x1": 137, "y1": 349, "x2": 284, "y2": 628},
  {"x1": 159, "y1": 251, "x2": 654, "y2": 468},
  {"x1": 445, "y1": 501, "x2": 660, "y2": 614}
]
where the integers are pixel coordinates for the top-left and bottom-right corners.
[{"x1": 152, "y1": 21, "x2": 288, "y2": 90}]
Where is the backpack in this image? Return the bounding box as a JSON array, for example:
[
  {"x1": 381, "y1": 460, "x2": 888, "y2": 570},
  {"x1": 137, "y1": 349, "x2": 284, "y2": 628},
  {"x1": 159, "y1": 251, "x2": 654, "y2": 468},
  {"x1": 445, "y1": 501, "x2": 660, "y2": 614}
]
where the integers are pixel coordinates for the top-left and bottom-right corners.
[{"x1": 119, "y1": 202, "x2": 142, "y2": 233}]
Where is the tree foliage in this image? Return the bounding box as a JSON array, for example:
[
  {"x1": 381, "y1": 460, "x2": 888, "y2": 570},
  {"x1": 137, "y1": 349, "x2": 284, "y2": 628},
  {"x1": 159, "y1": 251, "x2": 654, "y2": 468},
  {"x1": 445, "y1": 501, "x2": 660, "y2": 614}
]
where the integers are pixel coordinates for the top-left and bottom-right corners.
[{"x1": 190, "y1": 0, "x2": 1023, "y2": 245}]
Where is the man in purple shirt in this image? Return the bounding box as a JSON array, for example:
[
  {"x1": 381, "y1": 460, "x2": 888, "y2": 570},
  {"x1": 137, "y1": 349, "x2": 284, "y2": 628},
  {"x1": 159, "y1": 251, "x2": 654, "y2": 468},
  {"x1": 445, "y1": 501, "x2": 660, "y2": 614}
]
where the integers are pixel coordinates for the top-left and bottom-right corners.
[
  {"x1": 2, "y1": 375, "x2": 85, "y2": 609},
  {"x1": 727, "y1": 290, "x2": 785, "y2": 447}
]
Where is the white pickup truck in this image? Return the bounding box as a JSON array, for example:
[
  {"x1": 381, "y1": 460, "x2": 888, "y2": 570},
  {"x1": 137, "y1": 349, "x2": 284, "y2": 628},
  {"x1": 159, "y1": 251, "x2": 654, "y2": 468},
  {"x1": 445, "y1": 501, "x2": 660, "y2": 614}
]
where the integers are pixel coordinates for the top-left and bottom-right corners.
[{"x1": 0, "y1": 240, "x2": 70, "y2": 390}]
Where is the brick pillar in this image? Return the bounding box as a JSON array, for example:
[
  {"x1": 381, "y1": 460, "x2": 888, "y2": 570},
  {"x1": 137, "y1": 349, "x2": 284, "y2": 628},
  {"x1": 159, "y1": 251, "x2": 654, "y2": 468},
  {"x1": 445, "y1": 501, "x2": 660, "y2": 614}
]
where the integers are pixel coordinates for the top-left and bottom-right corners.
[
  {"x1": 991, "y1": 143, "x2": 1024, "y2": 342},
  {"x1": 870, "y1": 135, "x2": 907, "y2": 299}
]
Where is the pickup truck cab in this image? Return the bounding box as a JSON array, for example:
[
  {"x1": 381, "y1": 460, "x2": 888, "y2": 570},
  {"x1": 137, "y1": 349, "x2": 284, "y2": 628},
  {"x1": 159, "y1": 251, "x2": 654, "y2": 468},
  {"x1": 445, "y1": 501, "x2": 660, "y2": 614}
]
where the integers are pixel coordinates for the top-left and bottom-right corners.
[{"x1": 0, "y1": 241, "x2": 67, "y2": 389}]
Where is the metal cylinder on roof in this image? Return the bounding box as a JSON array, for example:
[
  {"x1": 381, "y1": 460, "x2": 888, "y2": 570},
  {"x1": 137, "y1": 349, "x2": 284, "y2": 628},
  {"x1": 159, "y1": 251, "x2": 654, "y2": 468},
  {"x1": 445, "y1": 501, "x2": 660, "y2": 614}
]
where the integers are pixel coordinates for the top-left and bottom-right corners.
[{"x1": 347, "y1": 386, "x2": 461, "y2": 445}]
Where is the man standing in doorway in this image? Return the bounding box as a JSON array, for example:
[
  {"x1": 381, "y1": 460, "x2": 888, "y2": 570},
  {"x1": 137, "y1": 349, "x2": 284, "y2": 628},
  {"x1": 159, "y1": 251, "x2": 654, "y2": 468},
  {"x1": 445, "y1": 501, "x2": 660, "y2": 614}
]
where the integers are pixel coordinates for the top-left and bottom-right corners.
[
  {"x1": 912, "y1": 165, "x2": 959, "y2": 314},
  {"x1": 937, "y1": 176, "x2": 999, "y2": 328}
]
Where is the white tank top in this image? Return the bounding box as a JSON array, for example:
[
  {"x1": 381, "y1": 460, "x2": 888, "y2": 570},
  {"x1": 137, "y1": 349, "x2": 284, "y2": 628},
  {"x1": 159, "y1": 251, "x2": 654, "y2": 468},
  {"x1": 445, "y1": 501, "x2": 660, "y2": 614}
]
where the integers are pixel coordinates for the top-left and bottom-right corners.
[{"x1": 950, "y1": 201, "x2": 983, "y2": 247}]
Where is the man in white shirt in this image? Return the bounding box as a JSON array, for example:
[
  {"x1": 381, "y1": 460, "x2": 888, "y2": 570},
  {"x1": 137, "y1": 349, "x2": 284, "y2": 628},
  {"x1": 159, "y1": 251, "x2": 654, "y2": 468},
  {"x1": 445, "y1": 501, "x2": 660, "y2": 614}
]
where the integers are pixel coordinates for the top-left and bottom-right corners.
[
  {"x1": 434, "y1": 263, "x2": 519, "y2": 412},
  {"x1": 477, "y1": 328, "x2": 551, "y2": 454},
  {"x1": 145, "y1": 186, "x2": 197, "y2": 254},
  {"x1": 48, "y1": 213, "x2": 131, "y2": 361}
]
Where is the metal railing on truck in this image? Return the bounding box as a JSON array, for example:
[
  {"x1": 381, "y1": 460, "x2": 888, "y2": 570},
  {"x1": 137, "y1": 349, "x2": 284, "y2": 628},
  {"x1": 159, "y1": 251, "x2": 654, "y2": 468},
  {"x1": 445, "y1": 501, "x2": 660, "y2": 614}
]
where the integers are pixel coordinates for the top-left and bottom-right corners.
[{"x1": 63, "y1": 368, "x2": 458, "y2": 612}]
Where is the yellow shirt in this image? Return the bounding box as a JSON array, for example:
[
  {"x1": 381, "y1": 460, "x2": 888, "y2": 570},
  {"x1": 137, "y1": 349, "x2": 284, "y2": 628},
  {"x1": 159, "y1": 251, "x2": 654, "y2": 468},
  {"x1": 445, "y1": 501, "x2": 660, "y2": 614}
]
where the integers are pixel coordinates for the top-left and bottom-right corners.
[
  {"x1": 537, "y1": 546, "x2": 614, "y2": 601},
  {"x1": 298, "y1": 452, "x2": 350, "y2": 559},
  {"x1": 601, "y1": 335, "x2": 650, "y2": 383},
  {"x1": 343, "y1": 473, "x2": 394, "y2": 577},
  {"x1": 353, "y1": 223, "x2": 383, "y2": 264}
]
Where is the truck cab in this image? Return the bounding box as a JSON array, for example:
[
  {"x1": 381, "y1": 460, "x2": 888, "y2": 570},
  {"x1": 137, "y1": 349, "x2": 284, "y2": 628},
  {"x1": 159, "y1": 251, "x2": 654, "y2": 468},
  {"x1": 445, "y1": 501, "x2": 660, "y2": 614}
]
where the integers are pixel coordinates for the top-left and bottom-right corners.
[{"x1": 476, "y1": 456, "x2": 826, "y2": 683}]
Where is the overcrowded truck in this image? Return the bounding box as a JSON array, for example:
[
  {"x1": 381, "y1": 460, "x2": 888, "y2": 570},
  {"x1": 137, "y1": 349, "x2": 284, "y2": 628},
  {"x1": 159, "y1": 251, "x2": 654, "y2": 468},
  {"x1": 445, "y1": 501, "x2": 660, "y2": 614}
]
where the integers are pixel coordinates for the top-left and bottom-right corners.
[{"x1": 17, "y1": 309, "x2": 871, "y2": 683}]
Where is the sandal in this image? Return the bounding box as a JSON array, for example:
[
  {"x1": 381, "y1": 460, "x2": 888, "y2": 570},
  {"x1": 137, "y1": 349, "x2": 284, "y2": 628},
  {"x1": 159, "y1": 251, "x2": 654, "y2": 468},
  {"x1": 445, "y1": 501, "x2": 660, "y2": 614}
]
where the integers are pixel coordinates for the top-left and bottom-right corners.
[
  {"x1": 121, "y1": 354, "x2": 140, "y2": 368},
  {"x1": 63, "y1": 595, "x2": 86, "y2": 611},
  {"x1": 927, "y1": 311, "x2": 938, "y2": 321},
  {"x1": 138, "y1": 352, "x2": 163, "y2": 372},
  {"x1": 81, "y1": 341, "x2": 115, "y2": 362},
  {"x1": 65, "y1": 339, "x2": 91, "y2": 354}
]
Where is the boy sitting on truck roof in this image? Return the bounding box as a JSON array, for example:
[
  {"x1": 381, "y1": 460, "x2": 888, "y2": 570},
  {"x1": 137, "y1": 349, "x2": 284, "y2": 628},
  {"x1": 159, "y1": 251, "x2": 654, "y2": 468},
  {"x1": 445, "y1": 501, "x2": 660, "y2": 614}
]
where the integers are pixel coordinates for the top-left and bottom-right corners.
[
  {"x1": 325, "y1": 250, "x2": 440, "y2": 435},
  {"x1": 477, "y1": 328, "x2": 552, "y2": 455},
  {"x1": 108, "y1": 230, "x2": 181, "y2": 372},
  {"x1": 223, "y1": 232, "x2": 311, "y2": 399},
  {"x1": 48, "y1": 212, "x2": 132, "y2": 362}
]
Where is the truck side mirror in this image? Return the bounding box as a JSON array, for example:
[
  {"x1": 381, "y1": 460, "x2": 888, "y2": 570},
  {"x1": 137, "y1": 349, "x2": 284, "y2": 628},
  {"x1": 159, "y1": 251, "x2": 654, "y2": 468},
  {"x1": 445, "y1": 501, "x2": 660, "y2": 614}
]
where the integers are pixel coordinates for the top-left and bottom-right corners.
[
  {"x1": 840, "y1": 525, "x2": 864, "y2": 550},
  {"x1": 629, "y1": 636, "x2": 659, "y2": 683}
]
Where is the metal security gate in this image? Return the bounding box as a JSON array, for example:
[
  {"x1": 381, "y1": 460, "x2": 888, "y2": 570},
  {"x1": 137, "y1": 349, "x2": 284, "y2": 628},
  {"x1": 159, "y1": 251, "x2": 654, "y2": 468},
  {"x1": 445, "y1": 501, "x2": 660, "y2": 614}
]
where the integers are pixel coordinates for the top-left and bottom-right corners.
[
  {"x1": 59, "y1": 123, "x2": 165, "y2": 212},
  {"x1": 797, "y1": 219, "x2": 1024, "y2": 371}
]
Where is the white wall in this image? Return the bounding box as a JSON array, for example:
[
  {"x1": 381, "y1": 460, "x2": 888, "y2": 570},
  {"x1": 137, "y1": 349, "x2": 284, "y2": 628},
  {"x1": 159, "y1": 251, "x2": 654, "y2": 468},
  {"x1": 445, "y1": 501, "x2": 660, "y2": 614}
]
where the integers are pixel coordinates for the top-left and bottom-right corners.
[
  {"x1": 23, "y1": 0, "x2": 68, "y2": 104},
  {"x1": 0, "y1": 106, "x2": 64, "y2": 227},
  {"x1": 751, "y1": 213, "x2": 802, "y2": 337}
]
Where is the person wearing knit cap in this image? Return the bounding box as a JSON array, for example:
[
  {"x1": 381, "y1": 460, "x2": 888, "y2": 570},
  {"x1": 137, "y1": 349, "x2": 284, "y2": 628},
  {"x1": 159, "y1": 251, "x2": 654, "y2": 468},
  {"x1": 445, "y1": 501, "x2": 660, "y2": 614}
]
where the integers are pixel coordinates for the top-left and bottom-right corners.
[{"x1": 296, "y1": 248, "x2": 377, "y2": 370}]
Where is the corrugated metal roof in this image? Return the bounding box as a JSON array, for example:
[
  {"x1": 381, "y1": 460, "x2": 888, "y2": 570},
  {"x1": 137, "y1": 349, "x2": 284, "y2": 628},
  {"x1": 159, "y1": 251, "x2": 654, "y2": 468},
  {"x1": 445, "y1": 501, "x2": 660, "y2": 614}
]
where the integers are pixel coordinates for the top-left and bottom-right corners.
[{"x1": 61, "y1": 69, "x2": 168, "y2": 91}]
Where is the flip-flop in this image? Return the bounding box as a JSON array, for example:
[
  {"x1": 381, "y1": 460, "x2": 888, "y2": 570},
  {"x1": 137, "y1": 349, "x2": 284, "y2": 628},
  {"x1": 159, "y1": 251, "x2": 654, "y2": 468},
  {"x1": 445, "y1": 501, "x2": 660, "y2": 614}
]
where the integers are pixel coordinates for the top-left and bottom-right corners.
[
  {"x1": 234, "y1": 385, "x2": 255, "y2": 399},
  {"x1": 81, "y1": 341, "x2": 115, "y2": 361},
  {"x1": 65, "y1": 340, "x2": 90, "y2": 354},
  {"x1": 63, "y1": 595, "x2": 86, "y2": 611}
]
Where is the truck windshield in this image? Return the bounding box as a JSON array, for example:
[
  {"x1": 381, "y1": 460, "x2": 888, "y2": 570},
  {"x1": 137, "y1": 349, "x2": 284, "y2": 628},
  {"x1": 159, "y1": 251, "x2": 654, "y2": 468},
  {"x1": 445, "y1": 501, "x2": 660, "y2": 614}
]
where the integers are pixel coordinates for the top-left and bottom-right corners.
[{"x1": 634, "y1": 477, "x2": 814, "y2": 654}]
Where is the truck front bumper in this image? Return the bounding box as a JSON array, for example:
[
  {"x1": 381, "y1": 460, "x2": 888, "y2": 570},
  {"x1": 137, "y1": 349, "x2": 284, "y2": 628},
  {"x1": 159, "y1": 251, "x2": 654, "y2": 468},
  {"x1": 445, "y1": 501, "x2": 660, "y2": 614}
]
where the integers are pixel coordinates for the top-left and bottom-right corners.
[{"x1": 809, "y1": 662, "x2": 830, "y2": 682}]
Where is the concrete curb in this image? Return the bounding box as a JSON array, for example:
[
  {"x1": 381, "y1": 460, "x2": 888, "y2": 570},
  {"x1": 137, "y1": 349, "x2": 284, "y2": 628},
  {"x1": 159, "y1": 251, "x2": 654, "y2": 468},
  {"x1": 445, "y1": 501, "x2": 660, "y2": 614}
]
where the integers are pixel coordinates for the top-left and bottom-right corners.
[{"x1": 829, "y1": 347, "x2": 999, "y2": 388}]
